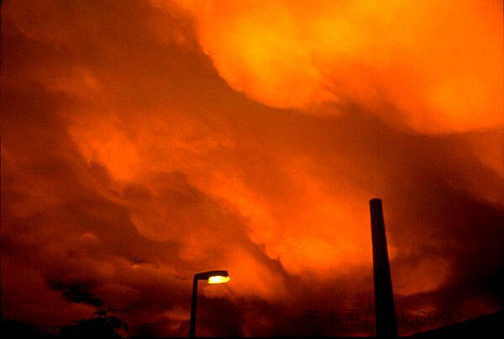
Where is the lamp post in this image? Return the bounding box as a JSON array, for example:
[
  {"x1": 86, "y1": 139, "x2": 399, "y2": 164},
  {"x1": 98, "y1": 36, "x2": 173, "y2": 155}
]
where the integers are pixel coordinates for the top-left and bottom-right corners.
[{"x1": 189, "y1": 270, "x2": 230, "y2": 338}]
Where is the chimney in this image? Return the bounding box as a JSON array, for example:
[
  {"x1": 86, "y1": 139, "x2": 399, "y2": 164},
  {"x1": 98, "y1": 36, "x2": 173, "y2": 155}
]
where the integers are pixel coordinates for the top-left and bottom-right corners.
[{"x1": 369, "y1": 198, "x2": 397, "y2": 337}]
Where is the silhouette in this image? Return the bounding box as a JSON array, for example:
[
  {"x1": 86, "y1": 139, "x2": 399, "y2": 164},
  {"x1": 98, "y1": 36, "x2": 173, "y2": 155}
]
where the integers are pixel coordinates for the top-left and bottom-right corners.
[
  {"x1": 1, "y1": 320, "x2": 54, "y2": 338},
  {"x1": 370, "y1": 199, "x2": 397, "y2": 337},
  {"x1": 189, "y1": 270, "x2": 230, "y2": 337},
  {"x1": 59, "y1": 310, "x2": 127, "y2": 338},
  {"x1": 413, "y1": 310, "x2": 503, "y2": 336}
]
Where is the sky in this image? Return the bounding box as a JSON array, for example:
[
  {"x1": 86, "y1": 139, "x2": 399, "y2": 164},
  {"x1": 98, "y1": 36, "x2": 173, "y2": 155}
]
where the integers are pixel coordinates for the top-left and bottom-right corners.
[{"x1": 1, "y1": 0, "x2": 503, "y2": 336}]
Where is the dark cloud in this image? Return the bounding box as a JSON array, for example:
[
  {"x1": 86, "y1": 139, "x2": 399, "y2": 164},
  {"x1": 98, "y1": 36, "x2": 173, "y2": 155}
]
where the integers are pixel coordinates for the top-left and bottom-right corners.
[
  {"x1": 1, "y1": 0, "x2": 503, "y2": 336},
  {"x1": 48, "y1": 281, "x2": 103, "y2": 307}
]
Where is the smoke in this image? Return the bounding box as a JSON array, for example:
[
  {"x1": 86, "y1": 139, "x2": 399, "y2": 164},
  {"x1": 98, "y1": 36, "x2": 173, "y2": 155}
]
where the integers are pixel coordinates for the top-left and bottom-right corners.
[{"x1": 1, "y1": 0, "x2": 503, "y2": 336}]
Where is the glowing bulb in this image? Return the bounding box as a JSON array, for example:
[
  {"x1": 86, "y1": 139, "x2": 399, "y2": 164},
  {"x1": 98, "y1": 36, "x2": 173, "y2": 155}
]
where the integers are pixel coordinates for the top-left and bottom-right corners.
[{"x1": 208, "y1": 275, "x2": 230, "y2": 284}]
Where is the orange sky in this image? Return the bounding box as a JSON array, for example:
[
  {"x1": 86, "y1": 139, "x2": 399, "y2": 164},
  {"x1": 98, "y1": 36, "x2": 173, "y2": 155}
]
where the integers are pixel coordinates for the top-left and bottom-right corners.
[{"x1": 1, "y1": 0, "x2": 504, "y2": 336}]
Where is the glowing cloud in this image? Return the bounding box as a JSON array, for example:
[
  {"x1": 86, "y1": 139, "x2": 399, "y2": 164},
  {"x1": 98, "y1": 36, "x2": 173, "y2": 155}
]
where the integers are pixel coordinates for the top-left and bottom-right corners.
[{"x1": 173, "y1": 0, "x2": 503, "y2": 133}]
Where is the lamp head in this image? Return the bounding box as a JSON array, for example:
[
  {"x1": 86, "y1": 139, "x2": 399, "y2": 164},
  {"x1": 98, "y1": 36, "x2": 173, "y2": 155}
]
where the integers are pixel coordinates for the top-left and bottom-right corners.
[{"x1": 195, "y1": 270, "x2": 230, "y2": 284}]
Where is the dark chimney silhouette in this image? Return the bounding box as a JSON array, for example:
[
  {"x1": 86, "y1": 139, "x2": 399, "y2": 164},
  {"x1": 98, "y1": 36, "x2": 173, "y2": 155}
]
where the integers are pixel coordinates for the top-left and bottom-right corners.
[{"x1": 369, "y1": 198, "x2": 397, "y2": 337}]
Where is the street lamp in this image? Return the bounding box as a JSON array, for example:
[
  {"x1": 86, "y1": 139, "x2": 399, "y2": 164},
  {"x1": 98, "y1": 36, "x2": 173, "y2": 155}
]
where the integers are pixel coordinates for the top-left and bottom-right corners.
[{"x1": 189, "y1": 270, "x2": 230, "y2": 338}]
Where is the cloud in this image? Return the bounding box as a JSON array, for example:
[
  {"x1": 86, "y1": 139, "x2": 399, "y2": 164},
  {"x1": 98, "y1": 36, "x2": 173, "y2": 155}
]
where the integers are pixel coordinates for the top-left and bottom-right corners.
[
  {"x1": 173, "y1": 0, "x2": 503, "y2": 133},
  {"x1": 48, "y1": 281, "x2": 104, "y2": 307},
  {"x1": 1, "y1": 0, "x2": 503, "y2": 336}
]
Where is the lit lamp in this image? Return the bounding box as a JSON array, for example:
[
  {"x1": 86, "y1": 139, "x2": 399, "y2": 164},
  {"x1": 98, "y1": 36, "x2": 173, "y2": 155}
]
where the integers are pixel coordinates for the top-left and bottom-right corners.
[{"x1": 189, "y1": 270, "x2": 230, "y2": 337}]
